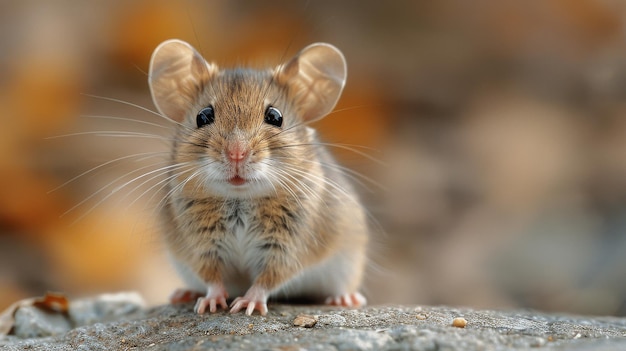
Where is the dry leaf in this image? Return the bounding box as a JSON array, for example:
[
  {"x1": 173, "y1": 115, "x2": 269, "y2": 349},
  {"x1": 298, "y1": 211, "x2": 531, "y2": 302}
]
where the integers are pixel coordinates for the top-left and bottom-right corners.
[{"x1": 0, "y1": 292, "x2": 69, "y2": 336}]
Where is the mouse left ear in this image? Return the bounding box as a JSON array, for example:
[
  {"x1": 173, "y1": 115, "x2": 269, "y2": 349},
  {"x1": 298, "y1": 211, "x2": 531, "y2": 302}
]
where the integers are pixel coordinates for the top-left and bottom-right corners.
[
  {"x1": 149, "y1": 39, "x2": 216, "y2": 122},
  {"x1": 276, "y1": 43, "x2": 347, "y2": 122}
]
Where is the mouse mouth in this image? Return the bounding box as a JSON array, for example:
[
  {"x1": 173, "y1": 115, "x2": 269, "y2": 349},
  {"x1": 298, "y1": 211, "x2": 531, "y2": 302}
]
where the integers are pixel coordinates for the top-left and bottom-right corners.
[{"x1": 228, "y1": 175, "x2": 246, "y2": 186}]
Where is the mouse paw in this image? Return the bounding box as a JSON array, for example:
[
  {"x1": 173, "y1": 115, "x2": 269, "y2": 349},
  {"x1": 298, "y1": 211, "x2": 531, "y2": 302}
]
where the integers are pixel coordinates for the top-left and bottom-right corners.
[
  {"x1": 169, "y1": 288, "x2": 204, "y2": 304},
  {"x1": 325, "y1": 292, "x2": 367, "y2": 307},
  {"x1": 194, "y1": 283, "x2": 229, "y2": 314},
  {"x1": 230, "y1": 285, "x2": 269, "y2": 316}
]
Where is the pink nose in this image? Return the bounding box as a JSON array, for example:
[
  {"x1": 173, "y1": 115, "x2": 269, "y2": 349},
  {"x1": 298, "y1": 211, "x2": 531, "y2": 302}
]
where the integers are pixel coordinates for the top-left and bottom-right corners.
[{"x1": 227, "y1": 143, "x2": 248, "y2": 161}]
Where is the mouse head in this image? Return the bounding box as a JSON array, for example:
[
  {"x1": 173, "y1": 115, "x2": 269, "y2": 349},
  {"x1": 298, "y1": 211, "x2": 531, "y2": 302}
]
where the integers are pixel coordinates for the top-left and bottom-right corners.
[{"x1": 148, "y1": 39, "x2": 347, "y2": 198}]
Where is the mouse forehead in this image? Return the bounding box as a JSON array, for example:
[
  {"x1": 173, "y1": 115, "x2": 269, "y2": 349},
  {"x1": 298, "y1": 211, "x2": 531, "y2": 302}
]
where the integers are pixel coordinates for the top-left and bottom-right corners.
[{"x1": 205, "y1": 68, "x2": 277, "y2": 130}]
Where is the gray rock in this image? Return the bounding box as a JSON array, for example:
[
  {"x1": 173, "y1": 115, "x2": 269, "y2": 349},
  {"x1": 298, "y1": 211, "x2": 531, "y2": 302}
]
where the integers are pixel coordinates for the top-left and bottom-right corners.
[
  {"x1": 11, "y1": 305, "x2": 72, "y2": 338},
  {"x1": 1, "y1": 304, "x2": 625, "y2": 350},
  {"x1": 68, "y1": 292, "x2": 145, "y2": 326}
]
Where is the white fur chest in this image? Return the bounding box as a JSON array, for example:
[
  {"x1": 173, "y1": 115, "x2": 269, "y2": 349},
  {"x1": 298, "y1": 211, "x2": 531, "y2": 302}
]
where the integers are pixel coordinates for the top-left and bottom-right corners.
[{"x1": 218, "y1": 201, "x2": 264, "y2": 293}]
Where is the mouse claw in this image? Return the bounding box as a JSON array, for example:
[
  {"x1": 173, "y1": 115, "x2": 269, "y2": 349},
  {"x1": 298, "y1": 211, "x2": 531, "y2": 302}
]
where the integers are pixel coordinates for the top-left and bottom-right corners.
[
  {"x1": 194, "y1": 283, "x2": 229, "y2": 314},
  {"x1": 229, "y1": 285, "x2": 269, "y2": 315},
  {"x1": 229, "y1": 297, "x2": 268, "y2": 316}
]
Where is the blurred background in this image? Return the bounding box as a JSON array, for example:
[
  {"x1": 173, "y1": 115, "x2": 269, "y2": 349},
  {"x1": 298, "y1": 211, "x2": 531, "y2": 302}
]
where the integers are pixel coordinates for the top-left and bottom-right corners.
[{"x1": 2, "y1": 0, "x2": 626, "y2": 316}]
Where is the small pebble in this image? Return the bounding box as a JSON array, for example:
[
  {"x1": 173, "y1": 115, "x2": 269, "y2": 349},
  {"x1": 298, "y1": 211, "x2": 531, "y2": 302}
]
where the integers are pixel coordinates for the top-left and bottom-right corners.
[
  {"x1": 293, "y1": 314, "x2": 317, "y2": 328},
  {"x1": 452, "y1": 317, "x2": 467, "y2": 328}
]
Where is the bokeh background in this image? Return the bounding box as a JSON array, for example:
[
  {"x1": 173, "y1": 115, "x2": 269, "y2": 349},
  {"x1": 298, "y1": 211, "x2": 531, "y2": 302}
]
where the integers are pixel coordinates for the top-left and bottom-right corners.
[{"x1": 2, "y1": 0, "x2": 626, "y2": 316}]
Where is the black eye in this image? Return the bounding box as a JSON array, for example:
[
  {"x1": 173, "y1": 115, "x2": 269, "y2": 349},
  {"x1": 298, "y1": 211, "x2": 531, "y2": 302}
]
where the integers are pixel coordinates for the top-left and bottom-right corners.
[
  {"x1": 264, "y1": 106, "x2": 283, "y2": 128},
  {"x1": 196, "y1": 106, "x2": 215, "y2": 128}
]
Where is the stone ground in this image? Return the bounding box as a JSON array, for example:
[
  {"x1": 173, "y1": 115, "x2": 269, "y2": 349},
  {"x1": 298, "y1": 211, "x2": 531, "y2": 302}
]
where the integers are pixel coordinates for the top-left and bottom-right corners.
[{"x1": 2, "y1": 301, "x2": 626, "y2": 351}]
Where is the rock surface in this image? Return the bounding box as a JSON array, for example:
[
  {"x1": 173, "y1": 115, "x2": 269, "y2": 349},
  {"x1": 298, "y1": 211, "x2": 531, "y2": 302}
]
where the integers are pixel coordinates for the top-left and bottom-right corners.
[{"x1": 1, "y1": 302, "x2": 625, "y2": 351}]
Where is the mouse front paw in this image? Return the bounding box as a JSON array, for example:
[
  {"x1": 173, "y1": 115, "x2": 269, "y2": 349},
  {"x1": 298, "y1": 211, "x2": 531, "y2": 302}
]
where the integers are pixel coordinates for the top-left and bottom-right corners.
[
  {"x1": 229, "y1": 285, "x2": 269, "y2": 316},
  {"x1": 325, "y1": 292, "x2": 367, "y2": 307},
  {"x1": 194, "y1": 283, "x2": 229, "y2": 314}
]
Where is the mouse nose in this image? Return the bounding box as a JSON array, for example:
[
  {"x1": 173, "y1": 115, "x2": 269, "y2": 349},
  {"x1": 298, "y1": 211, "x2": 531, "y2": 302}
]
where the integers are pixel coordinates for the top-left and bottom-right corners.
[{"x1": 227, "y1": 141, "x2": 248, "y2": 162}]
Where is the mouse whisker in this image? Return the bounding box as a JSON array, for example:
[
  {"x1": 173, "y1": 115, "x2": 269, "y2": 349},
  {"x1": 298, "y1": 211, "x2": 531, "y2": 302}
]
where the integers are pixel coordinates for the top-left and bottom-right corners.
[
  {"x1": 80, "y1": 115, "x2": 173, "y2": 130},
  {"x1": 46, "y1": 130, "x2": 177, "y2": 142},
  {"x1": 279, "y1": 164, "x2": 351, "y2": 200},
  {"x1": 278, "y1": 160, "x2": 384, "y2": 238},
  {"x1": 268, "y1": 142, "x2": 385, "y2": 166},
  {"x1": 277, "y1": 168, "x2": 320, "y2": 203},
  {"x1": 156, "y1": 158, "x2": 221, "y2": 211},
  {"x1": 269, "y1": 161, "x2": 385, "y2": 236},
  {"x1": 153, "y1": 170, "x2": 197, "y2": 213},
  {"x1": 81, "y1": 93, "x2": 192, "y2": 131},
  {"x1": 271, "y1": 156, "x2": 384, "y2": 193},
  {"x1": 49, "y1": 151, "x2": 171, "y2": 193},
  {"x1": 139, "y1": 163, "x2": 201, "y2": 213},
  {"x1": 264, "y1": 169, "x2": 307, "y2": 209},
  {"x1": 65, "y1": 159, "x2": 177, "y2": 219},
  {"x1": 261, "y1": 164, "x2": 323, "y2": 207},
  {"x1": 324, "y1": 104, "x2": 381, "y2": 117},
  {"x1": 118, "y1": 162, "x2": 195, "y2": 208}
]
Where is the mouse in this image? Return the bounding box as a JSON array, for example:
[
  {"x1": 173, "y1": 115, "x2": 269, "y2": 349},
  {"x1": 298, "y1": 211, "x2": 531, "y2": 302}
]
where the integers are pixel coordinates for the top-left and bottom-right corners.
[{"x1": 148, "y1": 39, "x2": 369, "y2": 316}]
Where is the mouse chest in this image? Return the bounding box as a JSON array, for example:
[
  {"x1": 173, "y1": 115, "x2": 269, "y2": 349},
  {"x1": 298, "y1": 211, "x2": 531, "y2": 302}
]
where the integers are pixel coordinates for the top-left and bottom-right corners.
[
  {"x1": 220, "y1": 201, "x2": 256, "y2": 265},
  {"x1": 181, "y1": 199, "x2": 264, "y2": 271}
]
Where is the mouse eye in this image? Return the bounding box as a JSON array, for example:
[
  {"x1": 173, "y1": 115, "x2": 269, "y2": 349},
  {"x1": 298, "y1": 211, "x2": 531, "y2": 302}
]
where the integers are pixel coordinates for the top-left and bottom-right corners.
[
  {"x1": 196, "y1": 106, "x2": 215, "y2": 128},
  {"x1": 264, "y1": 106, "x2": 283, "y2": 128}
]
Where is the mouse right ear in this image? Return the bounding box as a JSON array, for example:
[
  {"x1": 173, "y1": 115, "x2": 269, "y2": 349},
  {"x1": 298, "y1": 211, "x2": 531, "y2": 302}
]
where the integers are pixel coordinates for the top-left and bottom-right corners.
[
  {"x1": 276, "y1": 43, "x2": 347, "y2": 122},
  {"x1": 148, "y1": 39, "x2": 216, "y2": 122}
]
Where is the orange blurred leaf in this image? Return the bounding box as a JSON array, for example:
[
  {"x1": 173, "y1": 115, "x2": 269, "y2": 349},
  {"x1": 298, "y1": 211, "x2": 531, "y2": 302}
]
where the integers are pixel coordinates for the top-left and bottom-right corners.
[{"x1": 0, "y1": 292, "x2": 68, "y2": 336}]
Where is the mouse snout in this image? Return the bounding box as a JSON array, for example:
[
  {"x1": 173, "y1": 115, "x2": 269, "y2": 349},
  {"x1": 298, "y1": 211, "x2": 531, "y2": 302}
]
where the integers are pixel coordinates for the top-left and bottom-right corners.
[{"x1": 226, "y1": 140, "x2": 249, "y2": 163}]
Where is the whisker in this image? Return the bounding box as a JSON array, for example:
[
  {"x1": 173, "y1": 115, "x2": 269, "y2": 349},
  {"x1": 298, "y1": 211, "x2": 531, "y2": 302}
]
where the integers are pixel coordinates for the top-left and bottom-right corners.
[
  {"x1": 46, "y1": 130, "x2": 175, "y2": 141},
  {"x1": 80, "y1": 115, "x2": 171, "y2": 129},
  {"x1": 278, "y1": 163, "x2": 356, "y2": 204},
  {"x1": 113, "y1": 162, "x2": 191, "y2": 195},
  {"x1": 274, "y1": 163, "x2": 382, "y2": 238},
  {"x1": 81, "y1": 93, "x2": 193, "y2": 131},
  {"x1": 264, "y1": 168, "x2": 306, "y2": 208},
  {"x1": 269, "y1": 142, "x2": 385, "y2": 166},
  {"x1": 82, "y1": 93, "x2": 166, "y2": 119},
  {"x1": 272, "y1": 156, "x2": 384, "y2": 192},
  {"x1": 126, "y1": 162, "x2": 196, "y2": 209},
  {"x1": 155, "y1": 167, "x2": 206, "y2": 211},
  {"x1": 262, "y1": 163, "x2": 323, "y2": 206},
  {"x1": 48, "y1": 151, "x2": 170, "y2": 193},
  {"x1": 62, "y1": 159, "x2": 173, "y2": 218},
  {"x1": 324, "y1": 104, "x2": 382, "y2": 117},
  {"x1": 274, "y1": 168, "x2": 317, "y2": 202},
  {"x1": 145, "y1": 166, "x2": 198, "y2": 208}
]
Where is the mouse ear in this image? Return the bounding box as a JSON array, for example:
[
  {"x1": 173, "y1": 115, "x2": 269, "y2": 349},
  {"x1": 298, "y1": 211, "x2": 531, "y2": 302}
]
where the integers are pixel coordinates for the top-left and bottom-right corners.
[
  {"x1": 148, "y1": 39, "x2": 216, "y2": 122},
  {"x1": 276, "y1": 43, "x2": 347, "y2": 122}
]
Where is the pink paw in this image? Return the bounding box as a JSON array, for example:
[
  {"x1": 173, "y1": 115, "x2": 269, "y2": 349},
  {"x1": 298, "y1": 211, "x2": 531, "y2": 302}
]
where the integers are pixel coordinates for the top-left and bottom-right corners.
[
  {"x1": 169, "y1": 289, "x2": 204, "y2": 304},
  {"x1": 325, "y1": 292, "x2": 367, "y2": 307},
  {"x1": 194, "y1": 284, "x2": 229, "y2": 314},
  {"x1": 229, "y1": 285, "x2": 269, "y2": 316}
]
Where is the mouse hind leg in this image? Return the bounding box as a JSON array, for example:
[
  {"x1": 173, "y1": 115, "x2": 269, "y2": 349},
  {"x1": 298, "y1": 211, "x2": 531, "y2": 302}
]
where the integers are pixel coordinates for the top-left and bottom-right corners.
[
  {"x1": 274, "y1": 247, "x2": 367, "y2": 306},
  {"x1": 169, "y1": 288, "x2": 205, "y2": 304},
  {"x1": 325, "y1": 292, "x2": 367, "y2": 307}
]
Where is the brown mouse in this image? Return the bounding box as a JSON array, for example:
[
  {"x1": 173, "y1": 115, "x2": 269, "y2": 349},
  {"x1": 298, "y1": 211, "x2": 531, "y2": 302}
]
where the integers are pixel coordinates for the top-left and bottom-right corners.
[{"x1": 148, "y1": 39, "x2": 368, "y2": 315}]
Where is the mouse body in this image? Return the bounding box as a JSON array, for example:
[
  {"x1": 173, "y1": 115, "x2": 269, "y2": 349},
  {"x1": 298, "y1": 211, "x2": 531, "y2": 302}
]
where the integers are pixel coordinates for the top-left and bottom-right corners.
[{"x1": 148, "y1": 39, "x2": 368, "y2": 315}]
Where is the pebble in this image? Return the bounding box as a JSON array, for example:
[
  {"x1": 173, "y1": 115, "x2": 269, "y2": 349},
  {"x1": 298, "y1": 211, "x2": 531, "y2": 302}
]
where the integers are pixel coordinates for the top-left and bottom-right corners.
[{"x1": 293, "y1": 314, "x2": 317, "y2": 328}]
